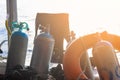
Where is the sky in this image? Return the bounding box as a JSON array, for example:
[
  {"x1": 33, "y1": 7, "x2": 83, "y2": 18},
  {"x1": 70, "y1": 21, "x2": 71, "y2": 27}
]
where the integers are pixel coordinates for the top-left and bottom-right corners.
[
  {"x1": 1, "y1": 0, "x2": 120, "y2": 38},
  {"x1": 16, "y1": 0, "x2": 120, "y2": 37}
]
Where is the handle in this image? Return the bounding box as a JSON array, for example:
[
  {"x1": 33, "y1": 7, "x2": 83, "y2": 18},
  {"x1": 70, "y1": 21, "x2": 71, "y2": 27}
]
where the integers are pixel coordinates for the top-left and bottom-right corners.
[{"x1": 12, "y1": 21, "x2": 29, "y2": 31}]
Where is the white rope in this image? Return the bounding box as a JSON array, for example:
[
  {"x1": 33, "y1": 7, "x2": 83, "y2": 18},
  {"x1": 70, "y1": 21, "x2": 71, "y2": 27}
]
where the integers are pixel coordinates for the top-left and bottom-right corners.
[{"x1": 77, "y1": 37, "x2": 88, "y2": 80}]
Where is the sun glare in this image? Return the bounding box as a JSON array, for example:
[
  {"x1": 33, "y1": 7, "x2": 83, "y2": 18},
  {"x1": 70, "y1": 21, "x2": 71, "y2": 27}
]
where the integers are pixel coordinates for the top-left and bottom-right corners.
[{"x1": 17, "y1": 0, "x2": 120, "y2": 38}]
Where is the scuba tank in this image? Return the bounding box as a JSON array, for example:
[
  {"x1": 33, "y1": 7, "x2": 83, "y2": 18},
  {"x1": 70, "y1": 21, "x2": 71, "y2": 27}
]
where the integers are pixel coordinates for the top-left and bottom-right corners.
[
  {"x1": 30, "y1": 25, "x2": 54, "y2": 77},
  {"x1": 6, "y1": 22, "x2": 29, "y2": 74},
  {"x1": 92, "y1": 40, "x2": 120, "y2": 80}
]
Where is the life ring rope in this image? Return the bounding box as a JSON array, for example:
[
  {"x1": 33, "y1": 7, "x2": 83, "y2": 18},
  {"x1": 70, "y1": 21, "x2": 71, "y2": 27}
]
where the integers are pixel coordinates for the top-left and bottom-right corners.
[{"x1": 77, "y1": 38, "x2": 88, "y2": 80}]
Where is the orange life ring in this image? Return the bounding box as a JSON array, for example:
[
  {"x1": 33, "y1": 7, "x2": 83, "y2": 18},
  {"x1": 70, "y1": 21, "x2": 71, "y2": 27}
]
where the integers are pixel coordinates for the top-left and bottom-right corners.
[
  {"x1": 63, "y1": 31, "x2": 120, "y2": 80},
  {"x1": 63, "y1": 33, "x2": 100, "y2": 80}
]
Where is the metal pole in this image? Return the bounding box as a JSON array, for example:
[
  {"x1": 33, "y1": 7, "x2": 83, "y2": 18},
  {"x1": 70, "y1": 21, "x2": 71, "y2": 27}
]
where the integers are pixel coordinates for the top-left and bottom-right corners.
[{"x1": 6, "y1": 0, "x2": 18, "y2": 46}]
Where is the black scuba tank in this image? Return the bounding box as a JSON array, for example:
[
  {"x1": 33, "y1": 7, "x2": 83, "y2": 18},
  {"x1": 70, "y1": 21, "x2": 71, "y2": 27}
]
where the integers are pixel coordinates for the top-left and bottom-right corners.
[
  {"x1": 30, "y1": 25, "x2": 55, "y2": 75},
  {"x1": 6, "y1": 22, "x2": 29, "y2": 74}
]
